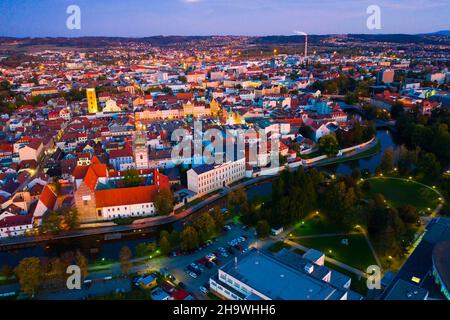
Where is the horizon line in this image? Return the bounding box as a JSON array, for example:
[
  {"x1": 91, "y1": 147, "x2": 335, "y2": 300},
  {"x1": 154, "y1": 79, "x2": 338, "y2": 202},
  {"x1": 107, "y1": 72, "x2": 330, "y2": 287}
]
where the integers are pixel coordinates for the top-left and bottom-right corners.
[{"x1": 1, "y1": 31, "x2": 449, "y2": 39}]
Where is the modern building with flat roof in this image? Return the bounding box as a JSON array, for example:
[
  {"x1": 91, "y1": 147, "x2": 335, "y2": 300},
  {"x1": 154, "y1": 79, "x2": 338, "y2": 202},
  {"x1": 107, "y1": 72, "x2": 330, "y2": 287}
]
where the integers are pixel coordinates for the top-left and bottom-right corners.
[
  {"x1": 431, "y1": 241, "x2": 450, "y2": 299},
  {"x1": 382, "y1": 217, "x2": 450, "y2": 300},
  {"x1": 209, "y1": 248, "x2": 362, "y2": 300}
]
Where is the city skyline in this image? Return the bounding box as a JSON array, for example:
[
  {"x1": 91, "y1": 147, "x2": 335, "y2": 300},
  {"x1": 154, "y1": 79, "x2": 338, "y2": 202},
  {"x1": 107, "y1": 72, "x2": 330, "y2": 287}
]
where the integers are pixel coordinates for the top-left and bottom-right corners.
[{"x1": 0, "y1": 0, "x2": 449, "y2": 37}]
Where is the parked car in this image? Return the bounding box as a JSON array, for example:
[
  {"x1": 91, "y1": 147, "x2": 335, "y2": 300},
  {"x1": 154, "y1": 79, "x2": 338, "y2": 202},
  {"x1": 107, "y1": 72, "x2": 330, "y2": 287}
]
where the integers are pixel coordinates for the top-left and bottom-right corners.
[
  {"x1": 199, "y1": 286, "x2": 209, "y2": 294},
  {"x1": 205, "y1": 261, "x2": 215, "y2": 269},
  {"x1": 178, "y1": 282, "x2": 186, "y2": 289},
  {"x1": 227, "y1": 246, "x2": 236, "y2": 254},
  {"x1": 188, "y1": 272, "x2": 198, "y2": 279}
]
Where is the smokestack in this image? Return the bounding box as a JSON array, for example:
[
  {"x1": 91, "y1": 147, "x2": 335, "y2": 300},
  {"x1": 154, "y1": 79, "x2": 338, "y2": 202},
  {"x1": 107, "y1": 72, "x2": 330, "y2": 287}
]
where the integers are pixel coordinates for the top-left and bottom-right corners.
[
  {"x1": 294, "y1": 31, "x2": 308, "y2": 63},
  {"x1": 305, "y1": 33, "x2": 308, "y2": 62}
]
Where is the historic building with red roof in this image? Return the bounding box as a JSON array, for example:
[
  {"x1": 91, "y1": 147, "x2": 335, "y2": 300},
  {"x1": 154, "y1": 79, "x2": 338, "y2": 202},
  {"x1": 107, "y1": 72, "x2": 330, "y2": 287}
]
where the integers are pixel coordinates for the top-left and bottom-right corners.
[{"x1": 74, "y1": 157, "x2": 170, "y2": 222}]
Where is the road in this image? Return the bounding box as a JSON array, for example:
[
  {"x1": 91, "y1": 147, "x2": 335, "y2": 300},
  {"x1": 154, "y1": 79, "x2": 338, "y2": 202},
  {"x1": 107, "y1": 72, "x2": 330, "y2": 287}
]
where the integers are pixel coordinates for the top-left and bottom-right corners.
[
  {"x1": 0, "y1": 175, "x2": 272, "y2": 249},
  {"x1": 0, "y1": 221, "x2": 256, "y2": 300}
]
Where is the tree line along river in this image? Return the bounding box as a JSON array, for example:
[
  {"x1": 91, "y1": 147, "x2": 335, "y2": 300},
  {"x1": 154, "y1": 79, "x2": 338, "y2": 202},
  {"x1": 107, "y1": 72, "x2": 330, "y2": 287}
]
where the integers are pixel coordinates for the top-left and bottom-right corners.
[{"x1": 0, "y1": 129, "x2": 398, "y2": 267}]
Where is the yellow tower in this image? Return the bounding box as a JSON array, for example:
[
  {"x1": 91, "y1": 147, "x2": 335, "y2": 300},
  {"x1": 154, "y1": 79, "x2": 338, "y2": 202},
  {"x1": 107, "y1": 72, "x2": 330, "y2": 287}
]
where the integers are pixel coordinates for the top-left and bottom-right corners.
[
  {"x1": 86, "y1": 88, "x2": 98, "y2": 113},
  {"x1": 210, "y1": 99, "x2": 221, "y2": 116}
]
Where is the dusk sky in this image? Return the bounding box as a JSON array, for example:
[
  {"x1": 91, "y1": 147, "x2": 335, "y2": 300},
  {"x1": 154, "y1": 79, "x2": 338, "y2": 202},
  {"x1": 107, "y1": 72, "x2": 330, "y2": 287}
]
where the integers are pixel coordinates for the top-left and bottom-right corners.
[{"x1": 0, "y1": 0, "x2": 449, "y2": 37}]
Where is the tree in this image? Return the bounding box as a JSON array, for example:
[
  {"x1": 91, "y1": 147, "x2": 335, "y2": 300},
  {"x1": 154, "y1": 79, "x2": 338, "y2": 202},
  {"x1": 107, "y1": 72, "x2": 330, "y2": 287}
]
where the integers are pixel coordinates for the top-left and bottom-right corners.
[
  {"x1": 256, "y1": 220, "x2": 271, "y2": 238},
  {"x1": 193, "y1": 212, "x2": 216, "y2": 243},
  {"x1": 62, "y1": 208, "x2": 79, "y2": 230},
  {"x1": 15, "y1": 257, "x2": 42, "y2": 297},
  {"x1": 122, "y1": 168, "x2": 144, "y2": 187},
  {"x1": 46, "y1": 257, "x2": 65, "y2": 288},
  {"x1": 390, "y1": 101, "x2": 404, "y2": 119},
  {"x1": 180, "y1": 226, "x2": 199, "y2": 251},
  {"x1": 379, "y1": 147, "x2": 394, "y2": 173},
  {"x1": 227, "y1": 188, "x2": 247, "y2": 208},
  {"x1": 210, "y1": 207, "x2": 225, "y2": 232},
  {"x1": 319, "y1": 134, "x2": 339, "y2": 157},
  {"x1": 398, "y1": 205, "x2": 419, "y2": 225},
  {"x1": 159, "y1": 236, "x2": 171, "y2": 256},
  {"x1": 154, "y1": 188, "x2": 174, "y2": 215},
  {"x1": 76, "y1": 252, "x2": 89, "y2": 280},
  {"x1": 40, "y1": 211, "x2": 62, "y2": 234},
  {"x1": 418, "y1": 152, "x2": 441, "y2": 180},
  {"x1": 135, "y1": 243, "x2": 150, "y2": 257},
  {"x1": 119, "y1": 246, "x2": 132, "y2": 274},
  {"x1": 0, "y1": 264, "x2": 14, "y2": 279}
]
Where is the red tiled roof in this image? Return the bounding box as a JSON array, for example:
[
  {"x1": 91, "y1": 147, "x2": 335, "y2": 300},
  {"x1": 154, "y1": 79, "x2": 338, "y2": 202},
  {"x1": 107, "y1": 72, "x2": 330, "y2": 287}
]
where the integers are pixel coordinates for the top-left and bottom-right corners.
[
  {"x1": 39, "y1": 185, "x2": 57, "y2": 210},
  {"x1": 72, "y1": 165, "x2": 90, "y2": 179},
  {"x1": 0, "y1": 214, "x2": 33, "y2": 228},
  {"x1": 171, "y1": 290, "x2": 191, "y2": 300},
  {"x1": 83, "y1": 162, "x2": 108, "y2": 191},
  {"x1": 95, "y1": 185, "x2": 160, "y2": 208},
  {"x1": 26, "y1": 138, "x2": 43, "y2": 150}
]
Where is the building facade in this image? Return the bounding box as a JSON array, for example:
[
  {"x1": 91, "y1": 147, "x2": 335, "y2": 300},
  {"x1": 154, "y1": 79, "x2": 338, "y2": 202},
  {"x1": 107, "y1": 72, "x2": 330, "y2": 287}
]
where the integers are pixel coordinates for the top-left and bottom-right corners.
[{"x1": 187, "y1": 157, "x2": 246, "y2": 196}]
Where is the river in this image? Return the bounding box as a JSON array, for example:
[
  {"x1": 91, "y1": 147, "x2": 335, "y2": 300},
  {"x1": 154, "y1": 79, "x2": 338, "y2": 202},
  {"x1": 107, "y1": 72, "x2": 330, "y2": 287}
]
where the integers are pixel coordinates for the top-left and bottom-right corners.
[
  {"x1": 324, "y1": 129, "x2": 400, "y2": 175},
  {"x1": 0, "y1": 129, "x2": 398, "y2": 267}
]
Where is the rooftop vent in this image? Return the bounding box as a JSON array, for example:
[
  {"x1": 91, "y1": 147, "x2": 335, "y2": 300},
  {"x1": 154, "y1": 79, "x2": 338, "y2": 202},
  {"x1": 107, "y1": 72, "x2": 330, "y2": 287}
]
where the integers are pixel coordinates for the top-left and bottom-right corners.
[{"x1": 304, "y1": 263, "x2": 314, "y2": 274}]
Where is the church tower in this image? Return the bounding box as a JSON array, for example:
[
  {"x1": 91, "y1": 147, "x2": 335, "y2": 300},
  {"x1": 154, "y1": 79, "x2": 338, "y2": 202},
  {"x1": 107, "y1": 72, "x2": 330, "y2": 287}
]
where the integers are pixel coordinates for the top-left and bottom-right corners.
[
  {"x1": 133, "y1": 133, "x2": 149, "y2": 169},
  {"x1": 86, "y1": 88, "x2": 98, "y2": 114}
]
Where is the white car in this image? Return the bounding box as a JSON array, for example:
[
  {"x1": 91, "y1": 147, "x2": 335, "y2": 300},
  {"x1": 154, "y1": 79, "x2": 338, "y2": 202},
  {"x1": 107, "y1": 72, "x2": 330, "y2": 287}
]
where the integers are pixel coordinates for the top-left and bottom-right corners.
[
  {"x1": 199, "y1": 286, "x2": 208, "y2": 294},
  {"x1": 188, "y1": 272, "x2": 198, "y2": 278}
]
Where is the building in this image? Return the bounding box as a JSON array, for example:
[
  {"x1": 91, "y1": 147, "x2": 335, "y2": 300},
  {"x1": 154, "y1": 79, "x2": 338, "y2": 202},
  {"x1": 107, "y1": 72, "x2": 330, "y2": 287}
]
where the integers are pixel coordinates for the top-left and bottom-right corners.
[
  {"x1": 133, "y1": 133, "x2": 149, "y2": 169},
  {"x1": 109, "y1": 146, "x2": 134, "y2": 171},
  {"x1": 138, "y1": 275, "x2": 157, "y2": 289},
  {"x1": 86, "y1": 88, "x2": 98, "y2": 114},
  {"x1": 378, "y1": 69, "x2": 395, "y2": 84},
  {"x1": 187, "y1": 157, "x2": 245, "y2": 196},
  {"x1": 209, "y1": 248, "x2": 361, "y2": 300},
  {"x1": 431, "y1": 241, "x2": 450, "y2": 299},
  {"x1": 18, "y1": 138, "x2": 44, "y2": 162},
  {"x1": 0, "y1": 214, "x2": 34, "y2": 238},
  {"x1": 73, "y1": 156, "x2": 170, "y2": 222},
  {"x1": 382, "y1": 217, "x2": 450, "y2": 300}
]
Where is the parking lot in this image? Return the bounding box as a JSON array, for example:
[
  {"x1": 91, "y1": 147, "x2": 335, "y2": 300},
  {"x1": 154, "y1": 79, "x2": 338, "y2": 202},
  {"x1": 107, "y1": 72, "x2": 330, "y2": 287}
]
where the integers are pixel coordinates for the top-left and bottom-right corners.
[{"x1": 144, "y1": 221, "x2": 257, "y2": 299}]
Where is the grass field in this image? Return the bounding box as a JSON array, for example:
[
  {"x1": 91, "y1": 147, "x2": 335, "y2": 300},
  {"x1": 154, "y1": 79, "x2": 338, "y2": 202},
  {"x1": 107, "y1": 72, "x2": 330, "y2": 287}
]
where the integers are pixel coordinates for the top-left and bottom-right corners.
[
  {"x1": 268, "y1": 241, "x2": 292, "y2": 253},
  {"x1": 291, "y1": 215, "x2": 346, "y2": 237},
  {"x1": 365, "y1": 177, "x2": 440, "y2": 213},
  {"x1": 294, "y1": 234, "x2": 377, "y2": 271}
]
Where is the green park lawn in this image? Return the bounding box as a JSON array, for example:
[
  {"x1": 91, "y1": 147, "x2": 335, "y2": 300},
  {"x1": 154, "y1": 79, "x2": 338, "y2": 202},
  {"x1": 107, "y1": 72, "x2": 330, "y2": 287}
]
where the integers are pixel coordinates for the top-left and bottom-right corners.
[
  {"x1": 268, "y1": 241, "x2": 292, "y2": 253},
  {"x1": 294, "y1": 234, "x2": 377, "y2": 271},
  {"x1": 291, "y1": 215, "x2": 346, "y2": 237},
  {"x1": 365, "y1": 177, "x2": 440, "y2": 213}
]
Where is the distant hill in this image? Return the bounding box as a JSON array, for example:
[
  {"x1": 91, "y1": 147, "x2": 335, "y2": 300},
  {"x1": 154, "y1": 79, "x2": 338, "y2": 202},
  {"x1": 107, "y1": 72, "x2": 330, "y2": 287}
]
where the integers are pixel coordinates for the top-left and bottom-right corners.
[
  {"x1": 429, "y1": 30, "x2": 450, "y2": 36},
  {"x1": 0, "y1": 32, "x2": 449, "y2": 49}
]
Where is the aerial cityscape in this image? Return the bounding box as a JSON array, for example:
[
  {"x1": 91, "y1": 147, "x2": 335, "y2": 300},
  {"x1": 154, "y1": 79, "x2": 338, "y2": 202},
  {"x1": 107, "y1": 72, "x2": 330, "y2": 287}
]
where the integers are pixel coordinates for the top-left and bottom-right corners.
[{"x1": 0, "y1": 0, "x2": 449, "y2": 306}]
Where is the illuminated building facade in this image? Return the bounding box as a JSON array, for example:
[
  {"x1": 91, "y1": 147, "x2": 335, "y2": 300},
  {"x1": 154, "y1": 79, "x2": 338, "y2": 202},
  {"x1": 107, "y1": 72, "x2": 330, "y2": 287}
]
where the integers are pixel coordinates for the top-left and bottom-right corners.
[{"x1": 86, "y1": 88, "x2": 99, "y2": 113}]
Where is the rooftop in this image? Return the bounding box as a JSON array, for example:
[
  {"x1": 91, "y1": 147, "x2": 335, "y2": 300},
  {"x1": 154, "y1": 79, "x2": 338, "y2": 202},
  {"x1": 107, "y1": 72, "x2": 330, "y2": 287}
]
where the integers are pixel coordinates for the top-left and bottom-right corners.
[{"x1": 221, "y1": 249, "x2": 345, "y2": 300}]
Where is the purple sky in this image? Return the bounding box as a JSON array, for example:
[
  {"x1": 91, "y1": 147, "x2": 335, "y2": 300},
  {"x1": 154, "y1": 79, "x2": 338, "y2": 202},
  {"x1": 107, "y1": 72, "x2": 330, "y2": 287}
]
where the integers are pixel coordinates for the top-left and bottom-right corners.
[{"x1": 0, "y1": 0, "x2": 449, "y2": 37}]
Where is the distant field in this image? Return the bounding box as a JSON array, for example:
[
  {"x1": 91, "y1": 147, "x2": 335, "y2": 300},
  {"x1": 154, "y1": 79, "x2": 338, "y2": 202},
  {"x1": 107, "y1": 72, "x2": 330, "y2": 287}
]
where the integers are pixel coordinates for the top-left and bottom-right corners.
[{"x1": 365, "y1": 177, "x2": 440, "y2": 213}]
